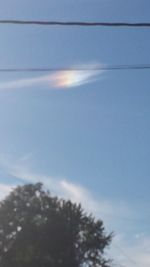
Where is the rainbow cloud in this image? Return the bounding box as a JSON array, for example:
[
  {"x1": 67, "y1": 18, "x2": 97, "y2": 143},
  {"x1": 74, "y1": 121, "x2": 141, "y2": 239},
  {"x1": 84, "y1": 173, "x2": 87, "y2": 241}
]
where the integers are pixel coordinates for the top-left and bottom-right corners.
[
  {"x1": 50, "y1": 64, "x2": 102, "y2": 88},
  {"x1": 0, "y1": 64, "x2": 103, "y2": 91}
]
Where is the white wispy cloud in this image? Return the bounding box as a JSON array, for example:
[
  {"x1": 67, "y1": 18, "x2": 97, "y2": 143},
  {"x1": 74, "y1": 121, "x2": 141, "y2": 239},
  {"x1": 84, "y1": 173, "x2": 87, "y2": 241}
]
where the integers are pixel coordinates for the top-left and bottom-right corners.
[
  {"x1": 0, "y1": 64, "x2": 103, "y2": 91},
  {"x1": 0, "y1": 75, "x2": 49, "y2": 90},
  {"x1": 10, "y1": 166, "x2": 113, "y2": 217},
  {"x1": 0, "y1": 153, "x2": 130, "y2": 221}
]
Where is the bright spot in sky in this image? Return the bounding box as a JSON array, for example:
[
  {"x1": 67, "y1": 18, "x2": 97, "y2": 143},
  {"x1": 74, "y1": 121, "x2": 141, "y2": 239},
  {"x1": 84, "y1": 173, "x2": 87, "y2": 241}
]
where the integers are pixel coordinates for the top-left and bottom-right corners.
[
  {"x1": 50, "y1": 66, "x2": 102, "y2": 88},
  {"x1": 52, "y1": 71, "x2": 86, "y2": 88}
]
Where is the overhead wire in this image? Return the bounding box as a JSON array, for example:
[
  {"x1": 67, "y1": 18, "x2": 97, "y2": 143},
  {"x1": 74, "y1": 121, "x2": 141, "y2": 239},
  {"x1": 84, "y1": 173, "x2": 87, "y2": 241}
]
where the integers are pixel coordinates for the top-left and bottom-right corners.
[
  {"x1": 0, "y1": 20, "x2": 150, "y2": 28},
  {"x1": 0, "y1": 64, "x2": 150, "y2": 73}
]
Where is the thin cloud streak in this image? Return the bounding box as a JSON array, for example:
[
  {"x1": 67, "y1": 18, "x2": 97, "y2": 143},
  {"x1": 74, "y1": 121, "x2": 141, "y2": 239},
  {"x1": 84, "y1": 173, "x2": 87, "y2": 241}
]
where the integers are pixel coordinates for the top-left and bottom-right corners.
[
  {"x1": 0, "y1": 64, "x2": 103, "y2": 90},
  {"x1": 0, "y1": 75, "x2": 50, "y2": 90},
  {"x1": 0, "y1": 153, "x2": 131, "y2": 221}
]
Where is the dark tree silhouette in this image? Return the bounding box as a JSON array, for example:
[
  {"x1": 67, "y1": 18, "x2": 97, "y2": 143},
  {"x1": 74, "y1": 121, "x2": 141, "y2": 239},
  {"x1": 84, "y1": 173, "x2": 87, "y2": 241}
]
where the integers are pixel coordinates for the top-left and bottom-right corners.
[{"x1": 0, "y1": 183, "x2": 112, "y2": 267}]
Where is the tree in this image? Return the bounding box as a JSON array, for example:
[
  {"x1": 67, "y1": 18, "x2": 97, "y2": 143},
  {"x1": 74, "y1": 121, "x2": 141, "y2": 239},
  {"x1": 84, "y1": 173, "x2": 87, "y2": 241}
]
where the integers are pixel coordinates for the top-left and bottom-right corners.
[{"x1": 0, "y1": 183, "x2": 112, "y2": 267}]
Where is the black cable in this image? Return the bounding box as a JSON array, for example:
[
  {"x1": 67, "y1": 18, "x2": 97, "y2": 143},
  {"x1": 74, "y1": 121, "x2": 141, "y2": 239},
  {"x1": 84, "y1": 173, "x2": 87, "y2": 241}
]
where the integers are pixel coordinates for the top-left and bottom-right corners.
[
  {"x1": 0, "y1": 64, "x2": 150, "y2": 72},
  {"x1": 0, "y1": 20, "x2": 150, "y2": 28}
]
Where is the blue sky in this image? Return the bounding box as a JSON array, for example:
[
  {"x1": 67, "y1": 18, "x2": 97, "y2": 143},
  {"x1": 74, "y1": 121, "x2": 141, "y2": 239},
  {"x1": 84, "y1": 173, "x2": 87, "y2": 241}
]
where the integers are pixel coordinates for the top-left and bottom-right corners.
[{"x1": 0, "y1": 0, "x2": 150, "y2": 266}]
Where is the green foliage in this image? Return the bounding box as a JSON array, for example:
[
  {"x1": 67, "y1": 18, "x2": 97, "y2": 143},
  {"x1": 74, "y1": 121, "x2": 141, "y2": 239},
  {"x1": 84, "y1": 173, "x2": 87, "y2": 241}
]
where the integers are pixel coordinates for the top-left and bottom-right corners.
[{"x1": 0, "y1": 183, "x2": 112, "y2": 267}]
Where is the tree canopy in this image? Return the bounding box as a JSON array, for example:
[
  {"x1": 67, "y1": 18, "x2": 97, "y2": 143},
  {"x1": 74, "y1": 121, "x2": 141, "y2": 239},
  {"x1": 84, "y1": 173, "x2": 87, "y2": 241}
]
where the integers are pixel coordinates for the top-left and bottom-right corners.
[{"x1": 0, "y1": 183, "x2": 112, "y2": 267}]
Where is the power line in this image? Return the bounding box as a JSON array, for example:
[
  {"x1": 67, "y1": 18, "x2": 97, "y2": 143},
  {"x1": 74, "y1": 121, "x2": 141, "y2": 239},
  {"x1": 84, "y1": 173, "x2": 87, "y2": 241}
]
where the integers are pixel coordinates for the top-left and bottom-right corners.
[
  {"x1": 0, "y1": 20, "x2": 150, "y2": 28},
  {"x1": 0, "y1": 64, "x2": 150, "y2": 72}
]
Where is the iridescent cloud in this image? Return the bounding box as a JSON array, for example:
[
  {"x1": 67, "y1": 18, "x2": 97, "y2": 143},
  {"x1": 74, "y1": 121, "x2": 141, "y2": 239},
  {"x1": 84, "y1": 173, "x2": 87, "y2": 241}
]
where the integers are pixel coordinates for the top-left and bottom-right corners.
[
  {"x1": 0, "y1": 64, "x2": 103, "y2": 91},
  {"x1": 49, "y1": 64, "x2": 102, "y2": 88}
]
